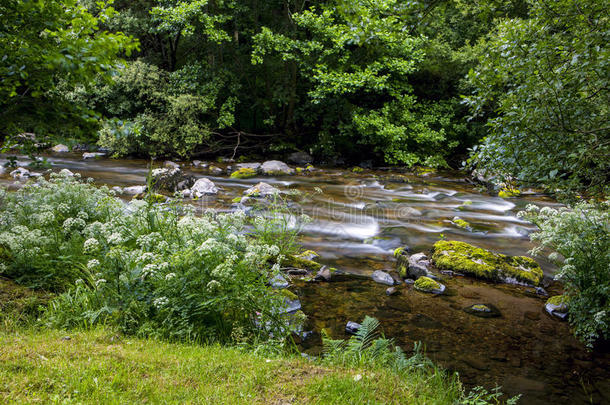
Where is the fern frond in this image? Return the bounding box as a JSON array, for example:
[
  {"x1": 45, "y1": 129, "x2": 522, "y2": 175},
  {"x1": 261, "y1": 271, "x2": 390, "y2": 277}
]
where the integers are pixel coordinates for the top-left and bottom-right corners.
[{"x1": 354, "y1": 315, "x2": 379, "y2": 350}]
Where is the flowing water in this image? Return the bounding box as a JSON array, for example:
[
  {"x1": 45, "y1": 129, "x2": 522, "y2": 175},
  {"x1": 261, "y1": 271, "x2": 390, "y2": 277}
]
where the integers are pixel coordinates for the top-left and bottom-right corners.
[{"x1": 2, "y1": 153, "x2": 609, "y2": 404}]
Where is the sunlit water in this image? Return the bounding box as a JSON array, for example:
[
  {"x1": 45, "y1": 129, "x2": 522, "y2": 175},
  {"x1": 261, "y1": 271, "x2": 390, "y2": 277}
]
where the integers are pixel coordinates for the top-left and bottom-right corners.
[{"x1": 1, "y1": 153, "x2": 608, "y2": 404}]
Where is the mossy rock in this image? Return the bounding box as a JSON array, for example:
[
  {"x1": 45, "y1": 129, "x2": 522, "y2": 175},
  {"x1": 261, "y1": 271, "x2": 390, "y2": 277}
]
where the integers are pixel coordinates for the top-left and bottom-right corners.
[
  {"x1": 279, "y1": 289, "x2": 298, "y2": 301},
  {"x1": 546, "y1": 295, "x2": 569, "y2": 312},
  {"x1": 231, "y1": 196, "x2": 242, "y2": 203},
  {"x1": 230, "y1": 167, "x2": 257, "y2": 179},
  {"x1": 414, "y1": 276, "x2": 445, "y2": 294},
  {"x1": 431, "y1": 240, "x2": 543, "y2": 286},
  {"x1": 296, "y1": 250, "x2": 319, "y2": 261},
  {"x1": 284, "y1": 254, "x2": 322, "y2": 271},
  {"x1": 498, "y1": 188, "x2": 521, "y2": 198},
  {"x1": 451, "y1": 217, "x2": 471, "y2": 230},
  {"x1": 351, "y1": 167, "x2": 364, "y2": 173},
  {"x1": 463, "y1": 303, "x2": 501, "y2": 318}
]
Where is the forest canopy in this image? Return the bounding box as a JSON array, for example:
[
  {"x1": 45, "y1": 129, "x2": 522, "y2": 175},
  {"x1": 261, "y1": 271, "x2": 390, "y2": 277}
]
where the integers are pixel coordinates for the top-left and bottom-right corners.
[{"x1": 1, "y1": 0, "x2": 608, "y2": 196}]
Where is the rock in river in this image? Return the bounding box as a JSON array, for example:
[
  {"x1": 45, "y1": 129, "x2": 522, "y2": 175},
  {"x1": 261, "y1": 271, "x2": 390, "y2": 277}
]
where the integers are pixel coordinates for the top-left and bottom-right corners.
[
  {"x1": 414, "y1": 276, "x2": 445, "y2": 294},
  {"x1": 346, "y1": 321, "x2": 361, "y2": 335},
  {"x1": 244, "y1": 182, "x2": 280, "y2": 197},
  {"x1": 51, "y1": 144, "x2": 69, "y2": 153},
  {"x1": 395, "y1": 249, "x2": 433, "y2": 280},
  {"x1": 190, "y1": 177, "x2": 219, "y2": 197},
  {"x1": 464, "y1": 304, "x2": 501, "y2": 318},
  {"x1": 260, "y1": 160, "x2": 294, "y2": 175},
  {"x1": 545, "y1": 295, "x2": 569, "y2": 320},
  {"x1": 431, "y1": 240, "x2": 543, "y2": 286},
  {"x1": 371, "y1": 270, "x2": 395, "y2": 286}
]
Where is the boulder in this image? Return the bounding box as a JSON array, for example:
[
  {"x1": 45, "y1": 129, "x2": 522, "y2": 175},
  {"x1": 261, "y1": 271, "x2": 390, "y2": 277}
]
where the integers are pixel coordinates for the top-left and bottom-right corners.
[
  {"x1": 431, "y1": 240, "x2": 543, "y2": 286},
  {"x1": 345, "y1": 321, "x2": 361, "y2": 335},
  {"x1": 10, "y1": 167, "x2": 31, "y2": 181},
  {"x1": 58, "y1": 169, "x2": 74, "y2": 177},
  {"x1": 395, "y1": 249, "x2": 432, "y2": 279},
  {"x1": 192, "y1": 160, "x2": 203, "y2": 167},
  {"x1": 123, "y1": 185, "x2": 147, "y2": 195},
  {"x1": 82, "y1": 152, "x2": 106, "y2": 159},
  {"x1": 51, "y1": 144, "x2": 69, "y2": 153},
  {"x1": 244, "y1": 182, "x2": 280, "y2": 197},
  {"x1": 413, "y1": 276, "x2": 445, "y2": 294},
  {"x1": 463, "y1": 304, "x2": 501, "y2": 318},
  {"x1": 371, "y1": 270, "x2": 395, "y2": 286},
  {"x1": 151, "y1": 167, "x2": 194, "y2": 192},
  {"x1": 164, "y1": 161, "x2": 180, "y2": 169},
  {"x1": 190, "y1": 178, "x2": 219, "y2": 197},
  {"x1": 208, "y1": 165, "x2": 223, "y2": 175},
  {"x1": 287, "y1": 151, "x2": 313, "y2": 166},
  {"x1": 545, "y1": 295, "x2": 569, "y2": 320},
  {"x1": 270, "y1": 274, "x2": 289, "y2": 289},
  {"x1": 314, "y1": 266, "x2": 331, "y2": 282},
  {"x1": 236, "y1": 162, "x2": 261, "y2": 171},
  {"x1": 261, "y1": 160, "x2": 294, "y2": 175},
  {"x1": 230, "y1": 167, "x2": 257, "y2": 179}
]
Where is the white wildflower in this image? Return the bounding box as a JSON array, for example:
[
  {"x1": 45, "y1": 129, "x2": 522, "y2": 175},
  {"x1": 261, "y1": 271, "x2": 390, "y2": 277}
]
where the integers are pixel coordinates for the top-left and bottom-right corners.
[
  {"x1": 87, "y1": 259, "x2": 100, "y2": 270},
  {"x1": 153, "y1": 296, "x2": 169, "y2": 309},
  {"x1": 83, "y1": 238, "x2": 100, "y2": 254},
  {"x1": 165, "y1": 272, "x2": 176, "y2": 281}
]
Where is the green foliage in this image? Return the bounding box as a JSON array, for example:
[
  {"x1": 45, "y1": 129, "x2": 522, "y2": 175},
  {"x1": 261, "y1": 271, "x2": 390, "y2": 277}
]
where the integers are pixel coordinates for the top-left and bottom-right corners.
[
  {"x1": 0, "y1": 0, "x2": 137, "y2": 141},
  {"x1": 466, "y1": 0, "x2": 609, "y2": 198},
  {"x1": 519, "y1": 202, "x2": 610, "y2": 347},
  {"x1": 252, "y1": 1, "x2": 460, "y2": 166},
  {"x1": 87, "y1": 61, "x2": 216, "y2": 157},
  {"x1": 0, "y1": 176, "x2": 299, "y2": 344}
]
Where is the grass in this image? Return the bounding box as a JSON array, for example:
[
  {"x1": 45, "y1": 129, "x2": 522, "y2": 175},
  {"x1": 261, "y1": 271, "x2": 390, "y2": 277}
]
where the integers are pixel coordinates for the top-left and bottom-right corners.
[{"x1": 0, "y1": 327, "x2": 464, "y2": 404}]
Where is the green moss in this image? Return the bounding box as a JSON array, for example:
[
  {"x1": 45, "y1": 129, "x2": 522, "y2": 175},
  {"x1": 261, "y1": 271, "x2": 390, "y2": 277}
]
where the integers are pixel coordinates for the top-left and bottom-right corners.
[
  {"x1": 285, "y1": 254, "x2": 322, "y2": 271},
  {"x1": 230, "y1": 167, "x2": 257, "y2": 179},
  {"x1": 547, "y1": 295, "x2": 569, "y2": 309},
  {"x1": 305, "y1": 164, "x2": 314, "y2": 171},
  {"x1": 451, "y1": 217, "x2": 471, "y2": 229},
  {"x1": 414, "y1": 166, "x2": 435, "y2": 175},
  {"x1": 398, "y1": 264, "x2": 407, "y2": 278},
  {"x1": 295, "y1": 167, "x2": 304, "y2": 174},
  {"x1": 471, "y1": 304, "x2": 491, "y2": 312},
  {"x1": 414, "y1": 276, "x2": 441, "y2": 292},
  {"x1": 296, "y1": 250, "x2": 319, "y2": 261},
  {"x1": 231, "y1": 196, "x2": 242, "y2": 203},
  {"x1": 279, "y1": 289, "x2": 298, "y2": 301},
  {"x1": 393, "y1": 247, "x2": 405, "y2": 258},
  {"x1": 498, "y1": 188, "x2": 521, "y2": 198},
  {"x1": 351, "y1": 167, "x2": 364, "y2": 173},
  {"x1": 432, "y1": 240, "x2": 543, "y2": 286},
  {"x1": 462, "y1": 200, "x2": 472, "y2": 206}
]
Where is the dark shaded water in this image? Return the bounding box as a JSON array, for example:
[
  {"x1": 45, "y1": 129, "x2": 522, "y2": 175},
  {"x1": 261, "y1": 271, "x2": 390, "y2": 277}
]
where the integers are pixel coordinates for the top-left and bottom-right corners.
[{"x1": 1, "y1": 153, "x2": 609, "y2": 404}]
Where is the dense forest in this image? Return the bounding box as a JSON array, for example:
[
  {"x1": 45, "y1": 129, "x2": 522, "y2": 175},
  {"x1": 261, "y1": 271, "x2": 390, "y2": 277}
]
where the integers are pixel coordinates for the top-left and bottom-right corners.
[
  {"x1": 0, "y1": 1, "x2": 609, "y2": 403},
  {"x1": 1, "y1": 0, "x2": 607, "y2": 195}
]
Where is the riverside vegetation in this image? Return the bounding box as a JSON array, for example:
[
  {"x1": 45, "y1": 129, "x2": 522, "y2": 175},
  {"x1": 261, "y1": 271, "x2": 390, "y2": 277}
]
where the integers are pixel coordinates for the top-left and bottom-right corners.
[
  {"x1": 0, "y1": 0, "x2": 608, "y2": 402},
  {"x1": 0, "y1": 174, "x2": 514, "y2": 403}
]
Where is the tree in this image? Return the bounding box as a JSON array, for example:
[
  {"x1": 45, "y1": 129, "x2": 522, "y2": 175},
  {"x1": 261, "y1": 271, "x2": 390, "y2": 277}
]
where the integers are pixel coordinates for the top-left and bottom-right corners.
[
  {"x1": 466, "y1": 0, "x2": 609, "y2": 197},
  {"x1": 0, "y1": 0, "x2": 137, "y2": 141}
]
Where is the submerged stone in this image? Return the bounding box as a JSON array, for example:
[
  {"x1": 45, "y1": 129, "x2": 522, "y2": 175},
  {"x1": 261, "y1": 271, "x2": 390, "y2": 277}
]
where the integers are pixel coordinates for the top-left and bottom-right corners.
[
  {"x1": 414, "y1": 276, "x2": 445, "y2": 294},
  {"x1": 464, "y1": 303, "x2": 502, "y2": 318},
  {"x1": 371, "y1": 270, "x2": 395, "y2": 286},
  {"x1": 451, "y1": 216, "x2": 472, "y2": 230},
  {"x1": 431, "y1": 240, "x2": 543, "y2": 286}
]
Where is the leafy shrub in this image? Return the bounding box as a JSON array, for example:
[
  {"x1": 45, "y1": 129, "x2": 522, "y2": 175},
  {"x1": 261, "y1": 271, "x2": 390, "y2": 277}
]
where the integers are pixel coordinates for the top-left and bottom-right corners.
[
  {"x1": 0, "y1": 176, "x2": 300, "y2": 343},
  {"x1": 519, "y1": 202, "x2": 610, "y2": 347},
  {"x1": 0, "y1": 173, "x2": 122, "y2": 291},
  {"x1": 91, "y1": 61, "x2": 214, "y2": 158}
]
